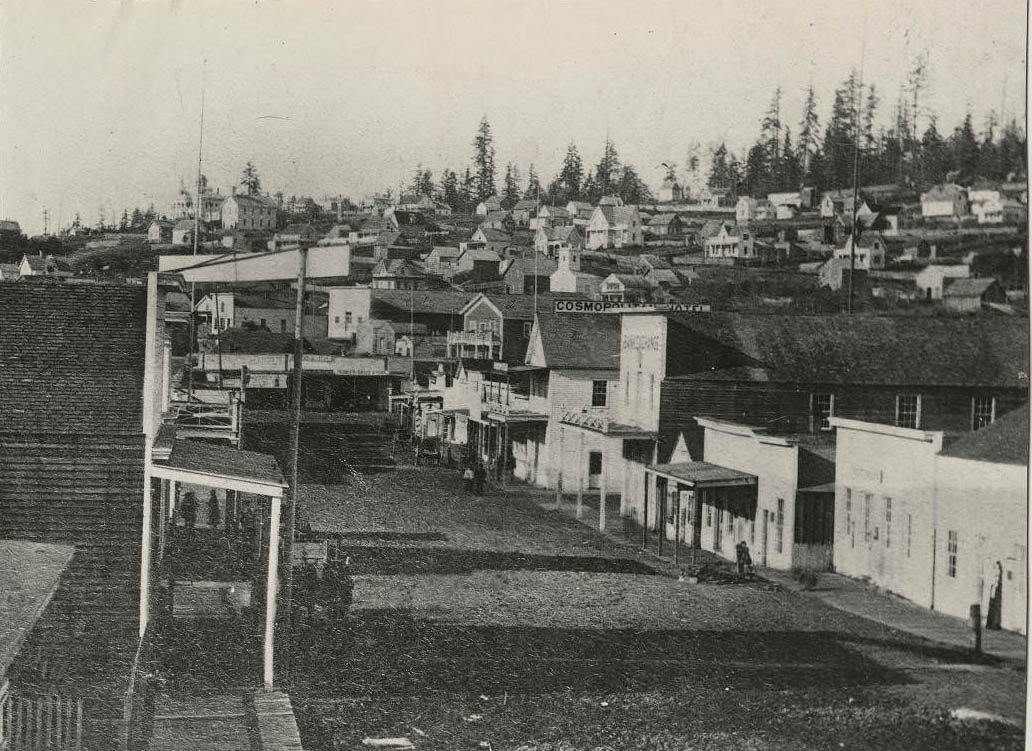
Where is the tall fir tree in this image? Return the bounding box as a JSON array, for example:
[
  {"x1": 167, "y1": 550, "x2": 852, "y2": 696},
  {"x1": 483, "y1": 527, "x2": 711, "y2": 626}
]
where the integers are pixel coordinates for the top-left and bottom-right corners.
[
  {"x1": 798, "y1": 84, "x2": 821, "y2": 178},
  {"x1": 439, "y1": 169, "x2": 460, "y2": 211},
  {"x1": 472, "y1": 116, "x2": 496, "y2": 201},
  {"x1": 524, "y1": 164, "x2": 541, "y2": 201},
  {"x1": 502, "y1": 163, "x2": 521, "y2": 208},
  {"x1": 554, "y1": 143, "x2": 583, "y2": 202}
]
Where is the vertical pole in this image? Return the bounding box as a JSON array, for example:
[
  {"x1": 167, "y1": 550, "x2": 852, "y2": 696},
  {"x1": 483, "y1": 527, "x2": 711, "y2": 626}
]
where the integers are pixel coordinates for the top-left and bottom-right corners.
[
  {"x1": 264, "y1": 494, "x2": 282, "y2": 690},
  {"x1": 555, "y1": 427, "x2": 564, "y2": 510},
  {"x1": 598, "y1": 444, "x2": 607, "y2": 532},
  {"x1": 642, "y1": 470, "x2": 648, "y2": 549},
  {"x1": 576, "y1": 432, "x2": 584, "y2": 519},
  {"x1": 674, "y1": 489, "x2": 681, "y2": 566},
  {"x1": 970, "y1": 603, "x2": 983, "y2": 656},
  {"x1": 281, "y1": 243, "x2": 308, "y2": 672}
]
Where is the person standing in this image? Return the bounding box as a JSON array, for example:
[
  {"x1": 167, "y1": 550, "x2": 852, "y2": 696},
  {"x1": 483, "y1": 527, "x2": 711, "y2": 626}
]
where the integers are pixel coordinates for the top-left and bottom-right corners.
[
  {"x1": 463, "y1": 464, "x2": 474, "y2": 492},
  {"x1": 207, "y1": 489, "x2": 221, "y2": 530},
  {"x1": 180, "y1": 491, "x2": 198, "y2": 530}
]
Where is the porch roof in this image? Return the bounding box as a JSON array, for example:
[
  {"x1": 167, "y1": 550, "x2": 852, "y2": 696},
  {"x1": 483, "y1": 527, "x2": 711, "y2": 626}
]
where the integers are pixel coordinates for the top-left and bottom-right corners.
[
  {"x1": 485, "y1": 410, "x2": 549, "y2": 424},
  {"x1": 559, "y1": 410, "x2": 657, "y2": 437},
  {"x1": 152, "y1": 439, "x2": 287, "y2": 497},
  {"x1": 648, "y1": 461, "x2": 758, "y2": 489}
]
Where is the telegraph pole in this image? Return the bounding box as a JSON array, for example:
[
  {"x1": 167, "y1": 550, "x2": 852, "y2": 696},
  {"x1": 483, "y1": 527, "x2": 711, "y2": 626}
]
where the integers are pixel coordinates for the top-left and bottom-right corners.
[
  {"x1": 281, "y1": 241, "x2": 309, "y2": 675},
  {"x1": 847, "y1": 18, "x2": 867, "y2": 315}
]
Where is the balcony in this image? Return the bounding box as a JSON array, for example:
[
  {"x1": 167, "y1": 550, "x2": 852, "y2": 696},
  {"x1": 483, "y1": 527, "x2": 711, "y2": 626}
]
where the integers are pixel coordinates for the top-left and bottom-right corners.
[{"x1": 447, "y1": 330, "x2": 501, "y2": 359}]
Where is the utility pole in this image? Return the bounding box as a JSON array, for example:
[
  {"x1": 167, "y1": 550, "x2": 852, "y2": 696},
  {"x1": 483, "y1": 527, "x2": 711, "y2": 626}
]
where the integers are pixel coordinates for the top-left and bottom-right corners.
[
  {"x1": 847, "y1": 19, "x2": 867, "y2": 315},
  {"x1": 187, "y1": 60, "x2": 207, "y2": 402},
  {"x1": 281, "y1": 241, "x2": 309, "y2": 676},
  {"x1": 42, "y1": 208, "x2": 49, "y2": 236}
]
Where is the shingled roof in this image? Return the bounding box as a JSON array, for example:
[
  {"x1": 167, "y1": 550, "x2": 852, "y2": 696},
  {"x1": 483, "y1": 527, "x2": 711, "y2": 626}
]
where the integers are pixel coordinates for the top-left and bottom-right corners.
[
  {"x1": 0, "y1": 283, "x2": 147, "y2": 434},
  {"x1": 531, "y1": 310, "x2": 621, "y2": 370},
  {"x1": 940, "y1": 405, "x2": 1028, "y2": 465},
  {"x1": 663, "y1": 313, "x2": 1029, "y2": 388}
]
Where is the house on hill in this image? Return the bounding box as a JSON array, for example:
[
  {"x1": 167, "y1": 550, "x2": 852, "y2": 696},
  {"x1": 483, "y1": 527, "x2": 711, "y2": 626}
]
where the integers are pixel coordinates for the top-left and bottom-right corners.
[
  {"x1": 456, "y1": 244, "x2": 503, "y2": 278},
  {"x1": 659, "y1": 176, "x2": 683, "y2": 203},
  {"x1": 501, "y1": 256, "x2": 557, "y2": 295},
  {"x1": 425, "y1": 245, "x2": 462, "y2": 278},
  {"x1": 566, "y1": 201, "x2": 595, "y2": 228},
  {"x1": 534, "y1": 225, "x2": 583, "y2": 259},
  {"x1": 586, "y1": 205, "x2": 643, "y2": 250},
  {"x1": 148, "y1": 219, "x2": 175, "y2": 243},
  {"x1": 645, "y1": 213, "x2": 684, "y2": 237},
  {"x1": 476, "y1": 195, "x2": 504, "y2": 216},
  {"x1": 921, "y1": 184, "x2": 969, "y2": 220},
  {"x1": 599, "y1": 273, "x2": 651, "y2": 302},
  {"x1": 943, "y1": 277, "x2": 1008, "y2": 313},
  {"x1": 222, "y1": 193, "x2": 279, "y2": 231},
  {"x1": 512, "y1": 199, "x2": 539, "y2": 228},
  {"x1": 530, "y1": 205, "x2": 571, "y2": 230}
]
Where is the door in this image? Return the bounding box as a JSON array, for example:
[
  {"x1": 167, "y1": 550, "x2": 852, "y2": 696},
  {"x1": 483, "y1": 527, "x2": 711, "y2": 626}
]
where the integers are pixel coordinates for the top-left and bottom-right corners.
[
  {"x1": 1003, "y1": 546, "x2": 1027, "y2": 633},
  {"x1": 588, "y1": 451, "x2": 602, "y2": 490},
  {"x1": 761, "y1": 510, "x2": 769, "y2": 567},
  {"x1": 714, "y1": 507, "x2": 722, "y2": 551}
]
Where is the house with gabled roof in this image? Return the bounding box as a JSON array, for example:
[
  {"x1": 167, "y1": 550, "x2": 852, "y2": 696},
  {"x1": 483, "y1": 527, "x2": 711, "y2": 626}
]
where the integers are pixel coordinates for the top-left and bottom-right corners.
[
  {"x1": 943, "y1": 277, "x2": 1008, "y2": 313},
  {"x1": 586, "y1": 205, "x2": 643, "y2": 249},
  {"x1": 18, "y1": 253, "x2": 72, "y2": 278},
  {"x1": 645, "y1": 213, "x2": 683, "y2": 237},
  {"x1": 833, "y1": 405, "x2": 1028, "y2": 632},
  {"x1": 470, "y1": 226, "x2": 511, "y2": 257},
  {"x1": 222, "y1": 192, "x2": 279, "y2": 231},
  {"x1": 512, "y1": 199, "x2": 539, "y2": 228},
  {"x1": 475, "y1": 195, "x2": 504, "y2": 216},
  {"x1": 530, "y1": 205, "x2": 571, "y2": 230},
  {"x1": 425, "y1": 245, "x2": 462, "y2": 278},
  {"x1": 553, "y1": 310, "x2": 1028, "y2": 566},
  {"x1": 534, "y1": 224, "x2": 583, "y2": 259},
  {"x1": 566, "y1": 200, "x2": 595, "y2": 228},
  {"x1": 500, "y1": 256, "x2": 557, "y2": 295}
]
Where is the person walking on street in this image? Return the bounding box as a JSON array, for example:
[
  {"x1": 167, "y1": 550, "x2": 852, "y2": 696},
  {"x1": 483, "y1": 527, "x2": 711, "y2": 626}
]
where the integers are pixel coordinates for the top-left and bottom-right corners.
[
  {"x1": 207, "y1": 489, "x2": 221, "y2": 530},
  {"x1": 474, "y1": 463, "x2": 486, "y2": 495},
  {"x1": 463, "y1": 464, "x2": 474, "y2": 492},
  {"x1": 735, "y1": 540, "x2": 753, "y2": 576}
]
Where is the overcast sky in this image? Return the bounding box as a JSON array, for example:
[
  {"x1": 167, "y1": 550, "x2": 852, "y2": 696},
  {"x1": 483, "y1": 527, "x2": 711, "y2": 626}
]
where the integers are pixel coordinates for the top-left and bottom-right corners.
[{"x1": 1, "y1": 0, "x2": 1026, "y2": 233}]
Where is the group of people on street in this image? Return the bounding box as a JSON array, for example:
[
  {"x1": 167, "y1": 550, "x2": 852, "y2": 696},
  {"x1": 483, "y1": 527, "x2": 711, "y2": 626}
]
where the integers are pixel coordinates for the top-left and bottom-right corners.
[
  {"x1": 295, "y1": 556, "x2": 355, "y2": 625},
  {"x1": 462, "y1": 462, "x2": 487, "y2": 495}
]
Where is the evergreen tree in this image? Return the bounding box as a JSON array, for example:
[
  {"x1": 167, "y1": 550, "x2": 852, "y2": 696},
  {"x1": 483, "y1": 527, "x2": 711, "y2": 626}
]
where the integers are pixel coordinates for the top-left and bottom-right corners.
[
  {"x1": 418, "y1": 169, "x2": 434, "y2": 197},
  {"x1": 592, "y1": 139, "x2": 621, "y2": 199},
  {"x1": 472, "y1": 116, "x2": 496, "y2": 200},
  {"x1": 524, "y1": 164, "x2": 541, "y2": 201},
  {"x1": 240, "y1": 162, "x2": 262, "y2": 196},
  {"x1": 823, "y1": 70, "x2": 861, "y2": 189},
  {"x1": 742, "y1": 142, "x2": 770, "y2": 196},
  {"x1": 459, "y1": 167, "x2": 475, "y2": 213},
  {"x1": 780, "y1": 128, "x2": 801, "y2": 191},
  {"x1": 997, "y1": 119, "x2": 1027, "y2": 180},
  {"x1": 708, "y1": 142, "x2": 738, "y2": 192},
  {"x1": 130, "y1": 207, "x2": 144, "y2": 230},
  {"x1": 949, "y1": 112, "x2": 980, "y2": 180},
  {"x1": 550, "y1": 143, "x2": 584, "y2": 203},
  {"x1": 119, "y1": 208, "x2": 129, "y2": 231},
  {"x1": 798, "y1": 85, "x2": 821, "y2": 178},
  {"x1": 761, "y1": 87, "x2": 783, "y2": 176},
  {"x1": 919, "y1": 119, "x2": 949, "y2": 185},
  {"x1": 502, "y1": 163, "x2": 521, "y2": 208},
  {"x1": 439, "y1": 169, "x2": 460, "y2": 211},
  {"x1": 616, "y1": 165, "x2": 652, "y2": 204}
]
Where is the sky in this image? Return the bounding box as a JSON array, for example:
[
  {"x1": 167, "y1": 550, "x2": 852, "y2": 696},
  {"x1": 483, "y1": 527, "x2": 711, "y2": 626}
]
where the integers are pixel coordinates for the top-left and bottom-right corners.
[{"x1": 0, "y1": 0, "x2": 1027, "y2": 234}]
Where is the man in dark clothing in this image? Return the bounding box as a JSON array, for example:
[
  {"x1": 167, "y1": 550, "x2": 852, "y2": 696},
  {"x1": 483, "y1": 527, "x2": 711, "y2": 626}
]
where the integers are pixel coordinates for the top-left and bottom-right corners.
[
  {"x1": 180, "y1": 491, "x2": 198, "y2": 530},
  {"x1": 207, "y1": 489, "x2": 221, "y2": 529},
  {"x1": 474, "y1": 463, "x2": 486, "y2": 495}
]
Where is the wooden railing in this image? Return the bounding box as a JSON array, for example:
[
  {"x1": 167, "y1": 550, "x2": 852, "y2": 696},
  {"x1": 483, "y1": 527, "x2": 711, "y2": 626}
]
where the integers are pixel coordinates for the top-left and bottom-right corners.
[{"x1": 1, "y1": 683, "x2": 82, "y2": 751}]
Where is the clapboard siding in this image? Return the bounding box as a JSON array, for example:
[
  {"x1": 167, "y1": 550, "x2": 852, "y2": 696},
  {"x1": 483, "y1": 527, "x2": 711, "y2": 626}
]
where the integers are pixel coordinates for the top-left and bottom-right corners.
[
  {"x1": 0, "y1": 434, "x2": 145, "y2": 561},
  {"x1": 658, "y1": 380, "x2": 1028, "y2": 461}
]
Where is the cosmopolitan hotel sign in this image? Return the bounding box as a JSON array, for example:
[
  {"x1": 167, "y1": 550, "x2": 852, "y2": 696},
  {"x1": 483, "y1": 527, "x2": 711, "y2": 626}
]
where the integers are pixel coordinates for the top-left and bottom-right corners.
[{"x1": 553, "y1": 300, "x2": 711, "y2": 314}]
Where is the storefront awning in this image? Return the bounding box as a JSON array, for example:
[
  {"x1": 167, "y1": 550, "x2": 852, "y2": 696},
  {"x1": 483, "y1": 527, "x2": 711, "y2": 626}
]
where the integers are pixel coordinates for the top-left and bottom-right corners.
[
  {"x1": 151, "y1": 439, "x2": 287, "y2": 498},
  {"x1": 648, "y1": 461, "x2": 758, "y2": 489},
  {"x1": 485, "y1": 410, "x2": 549, "y2": 424}
]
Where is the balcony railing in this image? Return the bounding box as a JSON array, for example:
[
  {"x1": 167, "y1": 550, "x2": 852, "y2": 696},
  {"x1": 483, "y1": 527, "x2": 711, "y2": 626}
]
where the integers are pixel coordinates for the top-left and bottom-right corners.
[{"x1": 447, "y1": 330, "x2": 499, "y2": 347}]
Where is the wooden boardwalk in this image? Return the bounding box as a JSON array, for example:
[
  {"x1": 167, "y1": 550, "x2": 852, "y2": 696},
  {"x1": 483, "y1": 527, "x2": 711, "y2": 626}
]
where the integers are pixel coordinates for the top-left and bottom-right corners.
[
  {"x1": 148, "y1": 690, "x2": 305, "y2": 750},
  {"x1": 149, "y1": 693, "x2": 251, "y2": 751}
]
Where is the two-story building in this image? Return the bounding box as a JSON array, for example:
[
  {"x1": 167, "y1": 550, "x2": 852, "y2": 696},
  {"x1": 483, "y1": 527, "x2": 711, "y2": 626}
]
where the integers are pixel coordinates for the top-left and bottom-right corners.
[
  {"x1": 703, "y1": 222, "x2": 756, "y2": 262},
  {"x1": 325, "y1": 287, "x2": 472, "y2": 342},
  {"x1": 530, "y1": 205, "x2": 571, "y2": 230},
  {"x1": 586, "y1": 205, "x2": 643, "y2": 250},
  {"x1": 534, "y1": 225, "x2": 583, "y2": 259},
  {"x1": 921, "y1": 184, "x2": 969, "y2": 221},
  {"x1": 555, "y1": 310, "x2": 1028, "y2": 561},
  {"x1": 222, "y1": 193, "x2": 279, "y2": 231},
  {"x1": 736, "y1": 197, "x2": 775, "y2": 223},
  {"x1": 195, "y1": 290, "x2": 328, "y2": 338},
  {"x1": 832, "y1": 407, "x2": 1027, "y2": 633}
]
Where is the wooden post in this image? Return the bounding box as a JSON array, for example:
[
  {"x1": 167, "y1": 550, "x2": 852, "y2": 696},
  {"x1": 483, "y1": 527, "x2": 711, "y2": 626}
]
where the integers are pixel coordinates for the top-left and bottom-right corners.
[
  {"x1": 674, "y1": 489, "x2": 681, "y2": 566},
  {"x1": 555, "y1": 427, "x2": 564, "y2": 510},
  {"x1": 642, "y1": 470, "x2": 649, "y2": 550},
  {"x1": 576, "y1": 432, "x2": 584, "y2": 519},
  {"x1": 264, "y1": 492, "x2": 282, "y2": 690},
  {"x1": 282, "y1": 243, "x2": 308, "y2": 669},
  {"x1": 598, "y1": 445, "x2": 607, "y2": 533}
]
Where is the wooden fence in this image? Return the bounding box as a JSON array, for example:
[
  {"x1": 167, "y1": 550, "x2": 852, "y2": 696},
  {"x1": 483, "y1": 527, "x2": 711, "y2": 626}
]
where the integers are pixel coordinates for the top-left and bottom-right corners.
[{"x1": 1, "y1": 682, "x2": 83, "y2": 751}]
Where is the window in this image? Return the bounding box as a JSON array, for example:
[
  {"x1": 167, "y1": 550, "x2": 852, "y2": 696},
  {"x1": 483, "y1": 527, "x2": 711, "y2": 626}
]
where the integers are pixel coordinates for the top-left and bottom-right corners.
[
  {"x1": 775, "y1": 498, "x2": 785, "y2": 553},
  {"x1": 705, "y1": 504, "x2": 712, "y2": 527},
  {"x1": 649, "y1": 374, "x2": 655, "y2": 408},
  {"x1": 281, "y1": 319, "x2": 288, "y2": 333},
  {"x1": 947, "y1": 530, "x2": 958, "y2": 577},
  {"x1": 811, "y1": 393, "x2": 835, "y2": 431},
  {"x1": 884, "y1": 497, "x2": 892, "y2": 548},
  {"x1": 220, "y1": 301, "x2": 225, "y2": 313},
  {"x1": 972, "y1": 396, "x2": 995, "y2": 430},
  {"x1": 588, "y1": 451, "x2": 602, "y2": 476},
  {"x1": 591, "y1": 380, "x2": 607, "y2": 407},
  {"x1": 523, "y1": 322, "x2": 532, "y2": 337},
  {"x1": 895, "y1": 394, "x2": 921, "y2": 429},
  {"x1": 863, "y1": 493, "x2": 872, "y2": 541},
  {"x1": 334, "y1": 316, "x2": 340, "y2": 324},
  {"x1": 845, "y1": 488, "x2": 852, "y2": 537},
  {"x1": 345, "y1": 312, "x2": 353, "y2": 328},
  {"x1": 259, "y1": 318, "x2": 266, "y2": 329},
  {"x1": 727, "y1": 509, "x2": 734, "y2": 533}
]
